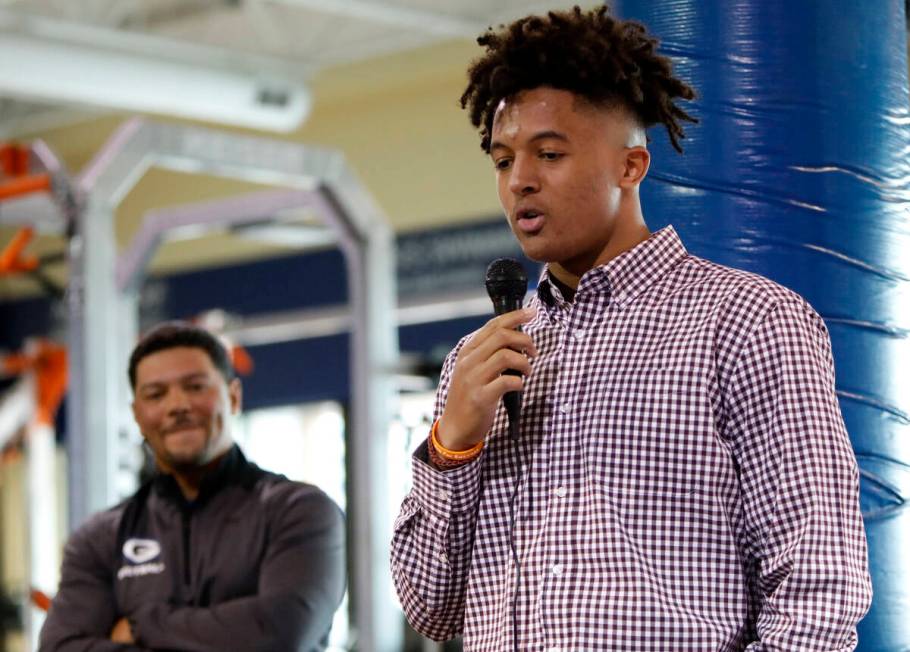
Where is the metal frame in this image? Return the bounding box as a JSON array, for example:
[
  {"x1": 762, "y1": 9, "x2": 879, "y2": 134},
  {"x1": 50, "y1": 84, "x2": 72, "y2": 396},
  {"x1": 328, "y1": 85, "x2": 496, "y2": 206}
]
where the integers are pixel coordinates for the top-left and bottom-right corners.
[{"x1": 3, "y1": 118, "x2": 401, "y2": 650}]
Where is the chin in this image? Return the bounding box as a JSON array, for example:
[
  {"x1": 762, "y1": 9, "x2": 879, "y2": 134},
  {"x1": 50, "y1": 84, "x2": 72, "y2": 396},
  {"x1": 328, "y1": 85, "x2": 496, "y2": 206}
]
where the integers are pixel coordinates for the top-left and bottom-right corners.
[
  {"x1": 514, "y1": 236, "x2": 548, "y2": 261},
  {"x1": 164, "y1": 447, "x2": 206, "y2": 469},
  {"x1": 517, "y1": 240, "x2": 566, "y2": 265}
]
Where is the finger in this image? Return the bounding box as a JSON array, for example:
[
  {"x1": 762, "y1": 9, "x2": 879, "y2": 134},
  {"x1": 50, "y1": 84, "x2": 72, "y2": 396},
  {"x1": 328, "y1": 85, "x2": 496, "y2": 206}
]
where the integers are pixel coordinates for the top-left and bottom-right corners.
[
  {"x1": 466, "y1": 328, "x2": 537, "y2": 364},
  {"x1": 455, "y1": 350, "x2": 531, "y2": 401},
  {"x1": 460, "y1": 307, "x2": 536, "y2": 354},
  {"x1": 476, "y1": 348, "x2": 533, "y2": 381},
  {"x1": 477, "y1": 374, "x2": 525, "y2": 403}
]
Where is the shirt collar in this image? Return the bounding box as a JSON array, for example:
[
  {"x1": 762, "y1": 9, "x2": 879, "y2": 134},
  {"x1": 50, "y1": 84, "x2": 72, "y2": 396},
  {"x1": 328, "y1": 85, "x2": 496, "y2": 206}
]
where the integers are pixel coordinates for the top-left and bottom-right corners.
[
  {"x1": 153, "y1": 444, "x2": 260, "y2": 508},
  {"x1": 536, "y1": 225, "x2": 688, "y2": 309}
]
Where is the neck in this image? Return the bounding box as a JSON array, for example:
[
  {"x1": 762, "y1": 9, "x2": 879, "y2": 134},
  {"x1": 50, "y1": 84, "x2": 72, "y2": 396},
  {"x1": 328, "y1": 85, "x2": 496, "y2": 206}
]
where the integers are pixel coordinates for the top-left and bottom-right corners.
[
  {"x1": 160, "y1": 450, "x2": 229, "y2": 501},
  {"x1": 550, "y1": 212, "x2": 650, "y2": 289}
]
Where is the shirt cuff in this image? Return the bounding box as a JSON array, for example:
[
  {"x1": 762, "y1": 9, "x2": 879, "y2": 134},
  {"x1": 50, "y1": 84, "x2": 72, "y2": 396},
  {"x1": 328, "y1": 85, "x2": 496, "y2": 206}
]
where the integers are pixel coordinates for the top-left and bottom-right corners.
[{"x1": 411, "y1": 438, "x2": 482, "y2": 518}]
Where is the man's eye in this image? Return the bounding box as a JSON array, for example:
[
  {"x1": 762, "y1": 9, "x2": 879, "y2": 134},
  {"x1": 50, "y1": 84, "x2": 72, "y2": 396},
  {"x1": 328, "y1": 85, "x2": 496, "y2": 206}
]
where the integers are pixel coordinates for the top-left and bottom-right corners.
[
  {"x1": 540, "y1": 151, "x2": 562, "y2": 161},
  {"x1": 494, "y1": 158, "x2": 512, "y2": 170}
]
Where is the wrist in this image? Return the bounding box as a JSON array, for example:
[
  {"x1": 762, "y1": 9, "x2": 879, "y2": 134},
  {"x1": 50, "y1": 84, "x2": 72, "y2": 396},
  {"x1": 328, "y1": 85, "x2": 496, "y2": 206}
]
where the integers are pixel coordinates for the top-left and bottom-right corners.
[
  {"x1": 435, "y1": 416, "x2": 481, "y2": 452},
  {"x1": 431, "y1": 419, "x2": 483, "y2": 463}
]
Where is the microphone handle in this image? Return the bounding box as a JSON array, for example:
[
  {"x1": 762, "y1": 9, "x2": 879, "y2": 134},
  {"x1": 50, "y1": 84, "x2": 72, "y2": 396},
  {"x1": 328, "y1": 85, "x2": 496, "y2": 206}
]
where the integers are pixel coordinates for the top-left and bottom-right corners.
[
  {"x1": 503, "y1": 386, "x2": 521, "y2": 440},
  {"x1": 491, "y1": 296, "x2": 524, "y2": 440}
]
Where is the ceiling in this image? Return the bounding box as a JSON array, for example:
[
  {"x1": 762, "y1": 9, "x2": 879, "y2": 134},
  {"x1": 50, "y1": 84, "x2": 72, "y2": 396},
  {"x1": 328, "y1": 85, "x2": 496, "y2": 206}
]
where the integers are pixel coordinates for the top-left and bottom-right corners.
[
  {"x1": 0, "y1": 0, "x2": 582, "y2": 135},
  {"x1": 0, "y1": 0, "x2": 594, "y2": 300}
]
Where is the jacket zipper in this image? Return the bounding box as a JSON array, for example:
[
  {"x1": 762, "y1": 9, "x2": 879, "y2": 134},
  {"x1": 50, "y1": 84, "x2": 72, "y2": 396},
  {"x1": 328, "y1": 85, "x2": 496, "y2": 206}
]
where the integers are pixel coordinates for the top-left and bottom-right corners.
[{"x1": 181, "y1": 508, "x2": 192, "y2": 586}]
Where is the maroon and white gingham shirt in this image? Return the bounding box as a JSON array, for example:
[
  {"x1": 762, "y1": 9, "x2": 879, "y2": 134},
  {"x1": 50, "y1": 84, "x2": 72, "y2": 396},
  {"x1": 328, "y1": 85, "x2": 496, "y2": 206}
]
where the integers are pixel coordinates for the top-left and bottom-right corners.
[{"x1": 392, "y1": 226, "x2": 872, "y2": 651}]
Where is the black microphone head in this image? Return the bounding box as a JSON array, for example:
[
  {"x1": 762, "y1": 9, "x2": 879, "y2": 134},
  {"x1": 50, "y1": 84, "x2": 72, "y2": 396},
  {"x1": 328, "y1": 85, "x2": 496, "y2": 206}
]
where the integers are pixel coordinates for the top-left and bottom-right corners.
[{"x1": 485, "y1": 258, "x2": 528, "y2": 306}]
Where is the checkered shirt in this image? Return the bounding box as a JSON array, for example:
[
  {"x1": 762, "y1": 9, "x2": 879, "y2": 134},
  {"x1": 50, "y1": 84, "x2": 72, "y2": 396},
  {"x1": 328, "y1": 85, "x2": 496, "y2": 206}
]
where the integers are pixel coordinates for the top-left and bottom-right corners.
[{"x1": 391, "y1": 226, "x2": 872, "y2": 651}]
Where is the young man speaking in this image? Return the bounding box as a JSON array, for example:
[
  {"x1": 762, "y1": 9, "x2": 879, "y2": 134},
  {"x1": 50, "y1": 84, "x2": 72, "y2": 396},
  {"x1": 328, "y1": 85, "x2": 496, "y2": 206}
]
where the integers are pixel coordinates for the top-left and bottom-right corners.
[{"x1": 392, "y1": 6, "x2": 871, "y2": 650}]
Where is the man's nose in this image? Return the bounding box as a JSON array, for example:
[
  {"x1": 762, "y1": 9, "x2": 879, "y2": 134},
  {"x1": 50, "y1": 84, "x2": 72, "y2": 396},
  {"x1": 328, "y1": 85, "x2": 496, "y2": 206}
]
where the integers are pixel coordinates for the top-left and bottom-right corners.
[
  {"x1": 508, "y1": 157, "x2": 540, "y2": 196},
  {"x1": 164, "y1": 388, "x2": 191, "y2": 414}
]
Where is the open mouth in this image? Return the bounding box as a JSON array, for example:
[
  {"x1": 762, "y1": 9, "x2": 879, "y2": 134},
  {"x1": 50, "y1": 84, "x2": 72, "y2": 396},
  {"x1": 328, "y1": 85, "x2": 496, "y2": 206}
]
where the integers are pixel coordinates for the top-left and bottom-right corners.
[{"x1": 516, "y1": 209, "x2": 545, "y2": 233}]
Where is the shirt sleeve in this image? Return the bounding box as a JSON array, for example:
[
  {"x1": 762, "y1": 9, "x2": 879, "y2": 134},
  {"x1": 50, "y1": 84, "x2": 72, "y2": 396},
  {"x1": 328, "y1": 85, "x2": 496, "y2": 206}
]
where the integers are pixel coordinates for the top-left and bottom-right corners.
[
  {"x1": 390, "y1": 339, "x2": 486, "y2": 641},
  {"x1": 38, "y1": 515, "x2": 149, "y2": 652},
  {"x1": 129, "y1": 487, "x2": 345, "y2": 652},
  {"x1": 724, "y1": 298, "x2": 872, "y2": 650}
]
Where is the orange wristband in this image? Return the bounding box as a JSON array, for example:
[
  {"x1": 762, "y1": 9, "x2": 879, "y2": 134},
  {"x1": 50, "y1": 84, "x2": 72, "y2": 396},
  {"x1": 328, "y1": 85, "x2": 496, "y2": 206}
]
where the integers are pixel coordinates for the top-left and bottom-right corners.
[{"x1": 430, "y1": 419, "x2": 484, "y2": 461}]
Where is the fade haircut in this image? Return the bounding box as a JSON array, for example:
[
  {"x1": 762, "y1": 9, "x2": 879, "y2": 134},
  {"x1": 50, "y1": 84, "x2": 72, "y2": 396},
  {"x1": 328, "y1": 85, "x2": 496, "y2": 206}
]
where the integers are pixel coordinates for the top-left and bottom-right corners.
[
  {"x1": 460, "y1": 5, "x2": 697, "y2": 153},
  {"x1": 128, "y1": 321, "x2": 235, "y2": 389}
]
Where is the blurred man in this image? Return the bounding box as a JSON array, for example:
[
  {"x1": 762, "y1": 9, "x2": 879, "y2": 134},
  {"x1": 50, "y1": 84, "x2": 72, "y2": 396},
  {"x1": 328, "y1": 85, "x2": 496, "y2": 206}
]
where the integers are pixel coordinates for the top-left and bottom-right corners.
[
  {"x1": 40, "y1": 321, "x2": 345, "y2": 651},
  {"x1": 392, "y1": 6, "x2": 872, "y2": 650}
]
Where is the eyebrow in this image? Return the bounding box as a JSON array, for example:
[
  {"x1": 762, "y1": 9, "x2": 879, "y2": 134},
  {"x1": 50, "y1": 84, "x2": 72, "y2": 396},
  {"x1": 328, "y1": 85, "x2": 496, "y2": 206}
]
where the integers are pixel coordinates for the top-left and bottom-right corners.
[
  {"x1": 138, "y1": 372, "x2": 209, "y2": 392},
  {"x1": 490, "y1": 130, "x2": 570, "y2": 154}
]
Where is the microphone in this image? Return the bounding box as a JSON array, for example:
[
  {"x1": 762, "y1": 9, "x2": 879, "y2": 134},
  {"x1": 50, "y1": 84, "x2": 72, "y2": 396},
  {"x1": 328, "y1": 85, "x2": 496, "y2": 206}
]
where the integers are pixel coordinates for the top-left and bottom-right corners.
[{"x1": 485, "y1": 258, "x2": 528, "y2": 440}]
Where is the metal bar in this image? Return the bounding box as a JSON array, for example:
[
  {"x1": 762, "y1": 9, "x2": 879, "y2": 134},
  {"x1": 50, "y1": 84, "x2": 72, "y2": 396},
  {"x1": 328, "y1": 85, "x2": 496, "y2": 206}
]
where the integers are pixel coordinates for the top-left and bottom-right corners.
[
  {"x1": 26, "y1": 419, "x2": 59, "y2": 652},
  {"x1": 116, "y1": 189, "x2": 333, "y2": 292},
  {"x1": 65, "y1": 193, "x2": 123, "y2": 530},
  {"x1": 219, "y1": 289, "x2": 492, "y2": 347},
  {"x1": 0, "y1": 172, "x2": 50, "y2": 200},
  {"x1": 344, "y1": 206, "x2": 400, "y2": 652}
]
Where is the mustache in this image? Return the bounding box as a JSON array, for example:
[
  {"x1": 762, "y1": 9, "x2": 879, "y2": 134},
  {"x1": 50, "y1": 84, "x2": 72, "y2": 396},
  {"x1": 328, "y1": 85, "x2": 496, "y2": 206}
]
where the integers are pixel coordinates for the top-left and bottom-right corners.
[{"x1": 162, "y1": 418, "x2": 202, "y2": 434}]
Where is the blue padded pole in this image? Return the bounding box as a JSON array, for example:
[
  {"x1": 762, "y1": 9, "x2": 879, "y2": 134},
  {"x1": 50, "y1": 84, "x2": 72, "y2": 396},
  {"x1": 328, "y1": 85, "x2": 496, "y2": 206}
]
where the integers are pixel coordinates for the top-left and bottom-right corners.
[{"x1": 611, "y1": 1, "x2": 910, "y2": 648}]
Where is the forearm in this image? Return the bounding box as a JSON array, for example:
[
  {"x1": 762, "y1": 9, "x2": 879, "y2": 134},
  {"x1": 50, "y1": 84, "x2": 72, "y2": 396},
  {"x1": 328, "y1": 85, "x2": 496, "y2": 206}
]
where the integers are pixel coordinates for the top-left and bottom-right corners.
[
  {"x1": 38, "y1": 514, "x2": 146, "y2": 652},
  {"x1": 131, "y1": 592, "x2": 333, "y2": 652},
  {"x1": 390, "y1": 440, "x2": 482, "y2": 640},
  {"x1": 39, "y1": 633, "x2": 148, "y2": 652}
]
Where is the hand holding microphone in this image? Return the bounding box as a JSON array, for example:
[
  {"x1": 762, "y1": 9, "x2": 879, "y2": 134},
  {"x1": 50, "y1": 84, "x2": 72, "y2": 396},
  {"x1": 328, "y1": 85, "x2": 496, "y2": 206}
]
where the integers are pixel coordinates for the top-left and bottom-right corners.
[{"x1": 436, "y1": 259, "x2": 534, "y2": 451}]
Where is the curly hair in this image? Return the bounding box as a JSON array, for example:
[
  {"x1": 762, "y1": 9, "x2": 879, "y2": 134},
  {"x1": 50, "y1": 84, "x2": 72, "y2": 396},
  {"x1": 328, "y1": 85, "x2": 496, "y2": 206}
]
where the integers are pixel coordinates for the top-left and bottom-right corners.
[{"x1": 460, "y1": 5, "x2": 697, "y2": 153}]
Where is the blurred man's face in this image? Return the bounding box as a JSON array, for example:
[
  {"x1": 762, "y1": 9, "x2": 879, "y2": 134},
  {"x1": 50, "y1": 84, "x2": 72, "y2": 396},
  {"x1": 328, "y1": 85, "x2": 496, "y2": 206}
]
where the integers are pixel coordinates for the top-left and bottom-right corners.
[{"x1": 132, "y1": 346, "x2": 240, "y2": 473}]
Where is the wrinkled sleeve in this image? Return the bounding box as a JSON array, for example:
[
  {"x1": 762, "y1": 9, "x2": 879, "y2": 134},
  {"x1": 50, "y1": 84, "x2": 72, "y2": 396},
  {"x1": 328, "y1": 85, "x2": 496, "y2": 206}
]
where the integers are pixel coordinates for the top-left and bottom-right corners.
[
  {"x1": 130, "y1": 488, "x2": 345, "y2": 652},
  {"x1": 38, "y1": 515, "x2": 148, "y2": 652},
  {"x1": 725, "y1": 299, "x2": 872, "y2": 650},
  {"x1": 390, "y1": 339, "x2": 485, "y2": 641}
]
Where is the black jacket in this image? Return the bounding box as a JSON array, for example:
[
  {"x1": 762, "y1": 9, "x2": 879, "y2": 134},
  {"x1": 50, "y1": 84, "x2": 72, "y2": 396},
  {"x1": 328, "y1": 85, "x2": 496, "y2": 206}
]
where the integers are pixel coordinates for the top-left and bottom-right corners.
[{"x1": 39, "y1": 446, "x2": 345, "y2": 652}]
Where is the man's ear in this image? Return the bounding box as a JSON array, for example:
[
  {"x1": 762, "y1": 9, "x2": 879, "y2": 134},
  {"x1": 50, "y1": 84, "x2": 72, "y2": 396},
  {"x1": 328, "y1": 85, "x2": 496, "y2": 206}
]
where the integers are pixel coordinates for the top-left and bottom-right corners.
[
  {"x1": 228, "y1": 378, "x2": 243, "y2": 414},
  {"x1": 620, "y1": 146, "x2": 651, "y2": 188}
]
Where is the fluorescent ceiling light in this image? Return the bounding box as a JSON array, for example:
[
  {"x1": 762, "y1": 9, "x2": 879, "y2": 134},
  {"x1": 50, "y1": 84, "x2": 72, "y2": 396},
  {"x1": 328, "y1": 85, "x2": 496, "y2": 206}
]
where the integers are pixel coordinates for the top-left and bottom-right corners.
[{"x1": 0, "y1": 32, "x2": 311, "y2": 132}]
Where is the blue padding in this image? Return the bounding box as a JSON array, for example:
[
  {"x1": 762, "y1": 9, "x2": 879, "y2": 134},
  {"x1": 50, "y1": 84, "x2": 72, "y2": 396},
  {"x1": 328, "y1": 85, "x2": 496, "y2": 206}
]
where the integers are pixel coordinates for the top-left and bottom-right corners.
[{"x1": 614, "y1": 0, "x2": 910, "y2": 647}]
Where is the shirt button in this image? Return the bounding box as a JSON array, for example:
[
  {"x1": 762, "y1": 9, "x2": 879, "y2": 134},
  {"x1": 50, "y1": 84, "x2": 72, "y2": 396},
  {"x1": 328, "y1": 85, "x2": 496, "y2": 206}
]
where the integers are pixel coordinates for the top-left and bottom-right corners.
[
  {"x1": 436, "y1": 489, "x2": 449, "y2": 502},
  {"x1": 573, "y1": 329, "x2": 585, "y2": 341},
  {"x1": 438, "y1": 552, "x2": 448, "y2": 563},
  {"x1": 551, "y1": 563, "x2": 564, "y2": 576},
  {"x1": 559, "y1": 402, "x2": 572, "y2": 414},
  {"x1": 554, "y1": 486, "x2": 567, "y2": 498}
]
